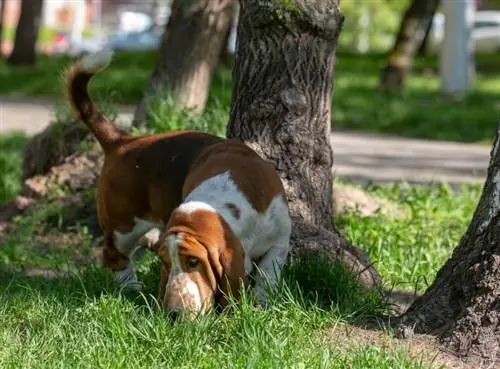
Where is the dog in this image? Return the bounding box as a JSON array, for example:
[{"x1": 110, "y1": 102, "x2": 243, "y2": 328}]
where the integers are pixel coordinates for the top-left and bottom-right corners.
[
  {"x1": 153, "y1": 139, "x2": 292, "y2": 318},
  {"x1": 65, "y1": 49, "x2": 223, "y2": 290}
]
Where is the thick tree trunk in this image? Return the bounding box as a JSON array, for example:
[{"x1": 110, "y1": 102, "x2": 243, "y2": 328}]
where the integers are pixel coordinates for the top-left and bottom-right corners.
[
  {"x1": 227, "y1": 0, "x2": 381, "y2": 288},
  {"x1": 379, "y1": 0, "x2": 440, "y2": 90},
  {"x1": 7, "y1": 0, "x2": 44, "y2": 66},
  {"x1": 133, "y1": 0, "x2": 234, "y2": 127},
  {"x1": 395, "y1": 126, "x2": 500, "y2": 362}
]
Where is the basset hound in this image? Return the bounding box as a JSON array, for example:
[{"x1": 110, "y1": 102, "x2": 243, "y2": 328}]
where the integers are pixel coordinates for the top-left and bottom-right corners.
[
  {"x1": 65, "y1": 49, "x2": 224, "y2": 290},
  {"x1": 153, "y1": 140, "x2": 292, "y2": 318}
]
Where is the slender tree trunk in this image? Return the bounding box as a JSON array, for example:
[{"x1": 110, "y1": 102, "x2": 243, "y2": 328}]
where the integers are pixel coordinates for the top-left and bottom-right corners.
[
  {"x1": 379, "y1": 0, "x2": 441, "y2": 90},
  {"x1": 416, "y1": 15, "x2": 434, "y2": 56},
  {"x1": 7, "y1": 0, "x2": 44, "y2": 66},
  {"x1": 0, "y1": 0, "x2": 6, "y2": 57},
  {"x1": 395, "y1": 125, "x2": 500, "y2": 362},
  {"x1": 133, "y1": 0, "x2": 234, "y2": 127},
  {"x1": 226, "y1": 0, "x2": 381, "y2": 288},
  {"x1": 219, "y1": 1, "x2": 239, "y2": 68}
]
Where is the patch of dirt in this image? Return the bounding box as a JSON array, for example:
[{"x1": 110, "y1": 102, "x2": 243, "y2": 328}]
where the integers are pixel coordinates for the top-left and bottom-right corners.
[
  {"x1": 22, "y1": 120, "x2": 94, "y2": 180},
  {"x1": 333, "y1": 185, "x2": 407, "y2": 218},
  {"x1": 0, "y1": 142, "x2": 104, "y2": 246},
  {"x1": 323, "y1": 323, "x2": 494, "y2": 369}
]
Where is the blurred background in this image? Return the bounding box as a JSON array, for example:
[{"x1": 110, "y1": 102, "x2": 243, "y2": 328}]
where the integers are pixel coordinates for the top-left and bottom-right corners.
[{"x1": 1, "y1": 0, "x2": 499, "y2": 57}]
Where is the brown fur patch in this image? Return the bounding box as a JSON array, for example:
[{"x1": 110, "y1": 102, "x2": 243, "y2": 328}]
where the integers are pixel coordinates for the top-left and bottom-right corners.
[{"x1": 182, "y1": 139, "x2": 286, "y2": 213}]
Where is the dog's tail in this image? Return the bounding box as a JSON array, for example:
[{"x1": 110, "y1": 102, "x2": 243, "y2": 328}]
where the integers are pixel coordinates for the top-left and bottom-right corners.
[{"x1": 65, "y1": 49, "x2": 128, "y2": 152}]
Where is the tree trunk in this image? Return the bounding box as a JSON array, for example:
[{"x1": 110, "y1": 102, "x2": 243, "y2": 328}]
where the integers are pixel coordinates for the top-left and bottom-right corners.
[
  {"x1": 7, "y1": 0, "x2": 44, "y2": 66},
  {"x1": 226, "y1": 0, "x2": 381, "y2": 288},
  {"x1": 416, "y1": 14, "x2": 434, "y2": 56},
  {"x1": 218, "y1": 1, "x2": 239, "y2": 68},
  {"x1": 395, "y1": 125, "x2": 500, "y2": 362},
  {"x1": 379, "y1": 0, "x2": 440, "y2": 90},
  {"x1": 133, "y1": 0, "x2": 234, "y2": 127},
  {"x1": 0, "y1": 0, "x2": 6, "y2": 57}
]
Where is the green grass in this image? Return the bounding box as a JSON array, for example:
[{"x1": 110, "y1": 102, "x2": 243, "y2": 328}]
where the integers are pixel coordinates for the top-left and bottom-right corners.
[
  {"x1": 335, "y1": 180, "x2": 481, "y2": 292},
  {"x1": 0, "y1": 48, "x2": 487, "y2": 368},
  {"x1": 0, "y1": 138, "x2": 481, "y2": 368},
  {"x1": 1, "y1": 51, "x2": 499, "y2": 143},
  {"x1": 0, "y1": 133, "x2": 28, "y2": 202},
  {"x1": 0, "y1": 198, "x2": 430, "y2": 369}
]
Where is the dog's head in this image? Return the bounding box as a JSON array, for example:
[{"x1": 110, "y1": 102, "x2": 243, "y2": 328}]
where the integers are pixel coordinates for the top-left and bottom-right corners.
[{"x1": 155, "y1": 208, "x2": 247, "y2": 319}]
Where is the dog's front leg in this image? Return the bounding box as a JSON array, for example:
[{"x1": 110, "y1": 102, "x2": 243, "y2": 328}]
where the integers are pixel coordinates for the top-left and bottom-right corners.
[
  {"x1": 253, "y1": 242, "x2": 290, "y2": 307},
  {"x1": 113, "y1": 219, "x2": 159, "y2": 291}
]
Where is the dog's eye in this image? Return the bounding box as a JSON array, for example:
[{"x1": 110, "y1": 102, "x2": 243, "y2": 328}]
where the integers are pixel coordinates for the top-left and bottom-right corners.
[{"x1": 186, "y1": 257, "x2": 200, "y2": 269}]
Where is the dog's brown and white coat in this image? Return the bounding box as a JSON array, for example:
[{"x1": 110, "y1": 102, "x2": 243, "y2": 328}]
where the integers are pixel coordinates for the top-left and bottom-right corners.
[
  {"x1": 66, "y1": 49, "x2": 223, "y2": 290},
  {"x1": 155, "y1": 140, "x2": 292, "y2": 316}
]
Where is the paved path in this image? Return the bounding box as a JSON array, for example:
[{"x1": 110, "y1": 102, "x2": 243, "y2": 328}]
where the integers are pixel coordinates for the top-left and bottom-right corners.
[{"x1": 1, "y1": 96, "x2": 491, "y2": 186}]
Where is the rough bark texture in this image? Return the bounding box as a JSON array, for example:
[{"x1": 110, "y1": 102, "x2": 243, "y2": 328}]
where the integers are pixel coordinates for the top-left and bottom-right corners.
[
  {"x1": 395, "y1": 126, "x2": 500, "y2": 362},
  {"x1": 7, "y1": 0, "x2": 44, "y2": 66},
  {"x1": 379, "y1": 0, "x2": 440, "y2": 90},
  {"x1": 226, "y1": 0, "x2": 381, "y2": 288},
  {"x1": 133, "y1": 0, "x2": 234, "y2": 126}
]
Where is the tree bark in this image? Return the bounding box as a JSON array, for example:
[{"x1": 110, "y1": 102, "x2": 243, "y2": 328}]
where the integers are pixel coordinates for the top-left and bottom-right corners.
[
  {"x1": 226, "y1": 0, "x2": 381, "y2": 288},
  {"x1": 395, "y1": 125, "x2": 500, "y2": 362},
  {"x1": 133, "y1": 0, "x2": 234, "y2": 127},
  {"x1": 379, "y1": 0, "x2": 440, "y2": 90},
  {"x1": 7, "y1": 0, "x2": 44, "y2": 66}
]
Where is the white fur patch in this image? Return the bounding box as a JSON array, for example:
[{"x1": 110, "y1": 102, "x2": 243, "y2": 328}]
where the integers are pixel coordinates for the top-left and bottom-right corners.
[
  {"x1": 177, "y1": 201, "x2": 216, "y2": 215},
  {"x1": 164, "y1": 233, "x2": 202, "y2": 311},
  {"x1": 80, "y1": 48, "x2": 113, "y2": 72}
]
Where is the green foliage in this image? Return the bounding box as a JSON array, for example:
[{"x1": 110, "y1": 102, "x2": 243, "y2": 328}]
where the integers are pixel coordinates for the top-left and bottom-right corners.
[
  {"x1": 339, "y1": 0, "x2": 411, "y2": 52},
  {"x1": 137, "y1": 92, "x2": 228, "y2": 137},
  {"x1": 2, "y1": 51, "x2": 498, "y2": 144}
]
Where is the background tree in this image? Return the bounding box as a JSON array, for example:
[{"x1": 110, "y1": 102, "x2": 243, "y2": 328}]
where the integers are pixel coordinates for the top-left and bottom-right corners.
[
  {"x1": 7, "y1": 0, "x2": 44, "y2": 66},
  {"x1": 379, "y1": 0, "x2": 441, "y2": 90},
  {"x1": 0, "y1": 0, "x2": 6, "y2": 57},
  {"x1": 133, "y1": 0, "x2": 235, "y2": 126},
  {"x1": 226, "y1": 0, "x2": 380, "y2": 287},
  {"x1": 394, "y1": 125, "x2": 500, "y2": 362}
]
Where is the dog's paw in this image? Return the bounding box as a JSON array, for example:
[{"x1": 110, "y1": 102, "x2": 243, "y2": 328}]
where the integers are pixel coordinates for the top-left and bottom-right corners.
[{"x1": 115, "y1": 264, "x2": 143, "y2": 291}]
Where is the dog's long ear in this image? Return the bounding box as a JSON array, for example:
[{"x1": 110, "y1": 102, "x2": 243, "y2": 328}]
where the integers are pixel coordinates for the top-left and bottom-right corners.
[{"x1": 208, "y1": 229, "x2": 247, "y2": 308}]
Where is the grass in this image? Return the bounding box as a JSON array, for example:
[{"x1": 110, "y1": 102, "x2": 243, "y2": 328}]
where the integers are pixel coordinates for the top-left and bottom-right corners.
[
  {"x1": 0, "y1": 51, "x2": 499, "y2": 143},
  {"x1": 0, "y1": 130, "x2": 481, "y2": 368},
  {"x1": 0, "y1": 133, "x2": 28, "y2": 202},
  {"x1": 335, "y1": 180, "x2": 481, "y2": 292},
  {"x1": 0, "y1": 49, "x2": 488, "y2": 368},
  {"x1": 0, "y1": 199, "x2": 420, "y2": 369}
]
